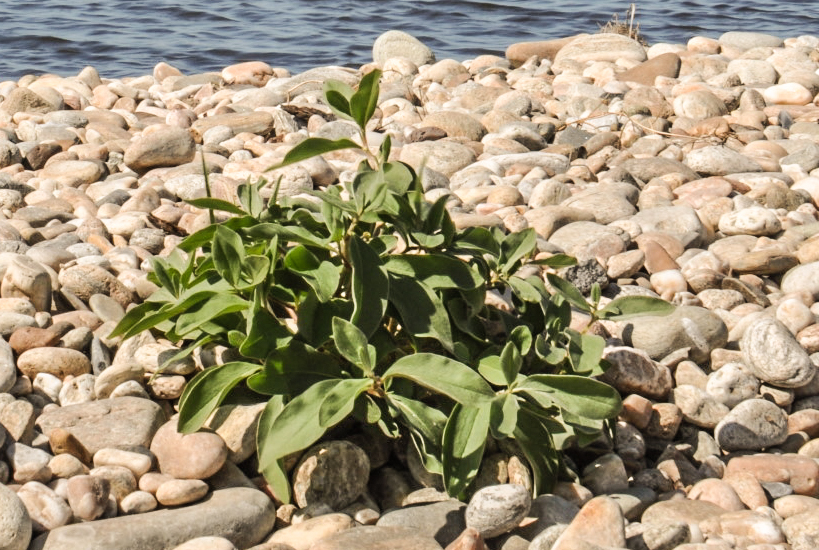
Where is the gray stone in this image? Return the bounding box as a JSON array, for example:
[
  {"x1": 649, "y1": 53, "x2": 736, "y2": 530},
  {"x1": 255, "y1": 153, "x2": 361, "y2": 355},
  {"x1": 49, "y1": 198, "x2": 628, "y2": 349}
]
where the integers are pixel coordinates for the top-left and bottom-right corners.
[
  {"x1": 581, "y1": 453, "x2": 630, "y2": 495},
  {"x1": 705, "y1": 363, "x2": 759, "y2": 408},
  {"x1": 400, "y1": 141, "x2": 476, "y2": 178},
  {"x1": 465, "y1": 484, "x2": 531, "y2": 539},
  {"x1": 17, "y1": 481, "x2": 72, "y2": 532},
  {"x1": 373, "y1": 30, "x2": 436, "y2": 66},
  {"x1": 714, "y1": 398, "x2": 788, "y2": 451},
  {"x1": 35, "y1": 488, "x2": 275, "y2": 550},
  {"x1": 684, "y1": 145, "x2": 763, "y2": 176},
  {"x1": 293, "y1": 440, "x2": 369, "y2": 509},
  {"x1": 124, "y1": 125, "x2": 196, "y2": 172},
  {"x1": 553, "y1": 33, "x2": 646, "y2": 73},
  {"x1": 0, "y1": 335, "x2": 15, "y2": 392},
  {"x1": 719, "y1": 31, "x2": 784, "y2": 50},
  {"x1": 377, "y1": 500, "x2": 466, "y2": 547},
  {"x1": 36, "y1": 397, "x2": 166, "y2": 455},
  {"x1": 630, "y1": 206, "x2": 705, "y2": 248},
  {"x1": 741, "y1": 316, "x2": 815, "y2": 388},
  {"x1": 0, "y1": 481, "x2": 31, "y2": 550},
  {"x1": 601, "y1": 346, "x2": 673, "y2": 400},
  {"x1": 310, "y1": 526, "x2": 443, "y2": 550},
  {"x1": 621, "y1": 305, "x2": 728, "y2": 364},
  {"x1": 671, "y1": 385, "x2": 729, "y2": 428}
]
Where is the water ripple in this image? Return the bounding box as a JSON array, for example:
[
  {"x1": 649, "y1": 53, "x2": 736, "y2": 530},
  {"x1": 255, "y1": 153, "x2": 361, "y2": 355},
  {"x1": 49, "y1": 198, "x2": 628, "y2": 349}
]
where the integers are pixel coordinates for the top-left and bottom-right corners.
[{"x1": 0, "y1": 0, "x2": 816, "y2": 79}]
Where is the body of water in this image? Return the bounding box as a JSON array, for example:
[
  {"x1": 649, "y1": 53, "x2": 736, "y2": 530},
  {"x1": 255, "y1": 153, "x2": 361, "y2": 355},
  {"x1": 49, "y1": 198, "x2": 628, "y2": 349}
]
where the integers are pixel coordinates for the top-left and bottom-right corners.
[{"x1": 0, "y1": 0, "x2": 817, "y2": 79}]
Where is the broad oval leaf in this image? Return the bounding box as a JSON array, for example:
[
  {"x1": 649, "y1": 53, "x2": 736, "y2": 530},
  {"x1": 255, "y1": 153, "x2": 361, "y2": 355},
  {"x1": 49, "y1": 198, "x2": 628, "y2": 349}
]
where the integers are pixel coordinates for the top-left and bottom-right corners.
[
  {"x1": 175, "y1": 294, "x2": 249, "y2": 336},
  {"x1": 383, "y1": 353, "x2": 495, "y2": 405},
  {"x1": 388, "y1": 274, "x2": 454, "y2": 353},
  {"x1": 442, "y1": 403, "x2": 490, "y2": 497},
  {"x1": 212, "y1": 225, "x2": 245, "y2": 287},
  {"x1": 489, "y1": 392, "x2": 520, "y2": 439},
  {"x1": 513, "y1": 406, "x2": 560, "y2": 495},
  {"x1": 477, "y1": 354, "x2": 508, "y2": 387},
  {"x1": 597, "y1": 295, "x2": 675, "y2": 320},
  {"x1": 177, "y1": 361, "x2": 262, "y2": 433},
  {"x1": 500, "y1": 228, "x2": 536, "y2": 275},
  {"x1": 500, "y1": 341, "x2": 522, "y2": 386},
  {"x1": 384, "y1": 254, "x2": 483, "y2": 290},
  {"x1": 318, "y1": 378, "x2": 372, "y2": 428},
  {"x1": 532, "y1": 254, "x2": 577, "y2": 269},
  {"x1": 349, "y1": 236, "x2": 389, "y2": 338},
  {"x1": 332, "y1": 316, "x2": 373, "y2": 373},
  {"x1": 350, "y1": 69, "x2": 381, "y2": 129},
  {"x1": 262, "y1": 379, "x2": 340, "y2": 461},
  {"x1": 388, "y1": 394, "x2": 447, "y2": 447},
  {"x1": 516, "y1": 374, "x2": 622, "y2": 420},
  {"x1": 546, "y1": 273, "x2": 591, "y2": 313}
]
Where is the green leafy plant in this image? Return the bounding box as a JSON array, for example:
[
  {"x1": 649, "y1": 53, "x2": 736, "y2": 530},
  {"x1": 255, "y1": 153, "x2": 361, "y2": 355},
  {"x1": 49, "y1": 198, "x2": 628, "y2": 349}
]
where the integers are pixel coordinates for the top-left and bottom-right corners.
[{"x1": 111, "y1": 69, "x2": 673, "y2": 502}]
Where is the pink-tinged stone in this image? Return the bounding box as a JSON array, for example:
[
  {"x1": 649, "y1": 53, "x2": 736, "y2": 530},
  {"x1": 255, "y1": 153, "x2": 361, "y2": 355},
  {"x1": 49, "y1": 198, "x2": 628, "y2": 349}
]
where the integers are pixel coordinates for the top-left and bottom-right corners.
[
  {"x1": 725, "y1": 454, "x2": 819, "y2": 497},
  {"x1": 150, "y1": 416, "x2": 227, "y2": 480},
  {"x1": 763, "y1": 83, "x2": 814, "y2": 105},
  {"x1": 505, "y1": 36, "x2": 580, "y2": 67},
  {"x1": 688, "y1": 479, "x2": 746, "y2": 512},
  {"x1": 552, "y1": 496, "x2": 625, "y2": 550},
  {"x1": 673, "y1": 177, "x2": 733, "y2": 209},
  {"x1": 221, "y1": 61, "x2": 274, "y2": 86},
  {"x1": 617, "y1": 52, "x2": 681, "y2": 86}
]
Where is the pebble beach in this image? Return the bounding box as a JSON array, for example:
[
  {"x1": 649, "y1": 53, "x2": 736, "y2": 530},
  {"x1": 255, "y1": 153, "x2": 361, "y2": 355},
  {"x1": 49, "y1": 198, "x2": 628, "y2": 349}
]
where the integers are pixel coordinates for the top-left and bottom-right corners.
[{"x1": 0, "y1": 27, "x2": 818, "y2": 550}]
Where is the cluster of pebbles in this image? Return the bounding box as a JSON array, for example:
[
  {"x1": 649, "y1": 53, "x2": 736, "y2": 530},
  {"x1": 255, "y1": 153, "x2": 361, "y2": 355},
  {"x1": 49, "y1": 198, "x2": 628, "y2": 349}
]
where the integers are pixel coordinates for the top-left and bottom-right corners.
[{"x1": 0, "y1": 27, "x2": 819, "y2": 550}]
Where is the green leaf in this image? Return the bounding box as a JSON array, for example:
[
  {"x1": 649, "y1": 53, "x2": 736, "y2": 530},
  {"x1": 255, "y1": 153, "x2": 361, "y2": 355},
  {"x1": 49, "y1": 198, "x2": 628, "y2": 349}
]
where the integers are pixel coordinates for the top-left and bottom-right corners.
[
  {"x1": 247, "y1": 223, "x2": 330, "y2": 250},
  {"x1": 516, "y1": 374, "x2": 622, "y2": 420},
  {"x1": 212, "y1": 225, "x2": 245, "y2": 287},
  {"x1": 508, "y1": 276, "x2": 543, "y2": 303},
  {"x1": 247, "y1": 341, "x2": 342, "y2": 396},
  {"x1": 442, "y1": 403, "x2": 490, "y2": 497},
  {"x1": 348, "y1": 236, "x2": 389, "y2": 338},
  {"x1": 297, "y1": 292, "x2": 354, "y2": 347},
  {"x1": 240, "y1": 308, "x2": 291, "y2": 361},
  {"x1": 532, "y1": 254, "x2": 577, "y2": 269},
  {"x1": 576, "y1": 332, "x2": 606, "y2": 375},
  {"x1": 256, "y1": 396, "x2": 291, "y2": 503},
  {"x1": 237, "y1": 178, "x2": 266, "y2": 218},
  {"x1": 332, "y1": 316, "x2": 375, "y2": 374},
  {"x1": 177, "y1": 361, "x2": 262, "y2": 433},
  {"x1": 284, "y1": 245, "x2": 340, "y2": 303},
  {"x1": 509, "y1": 325, "x2": 532, "y2": 356},
  {"x1": 271, "y1": 138, "x2": 362, "y2": 169},
  {"x1": 597, "y1": 295, "x2": 675, "y2": 320},
  {"x1": 323, "y1": 80, "x2": 356, "y2": 121},
  {"x1": 500, "y1": 228, "x2": 536, "y2": 275},
  {"x1": 378, "y1": 133, "x2": 392, "y2": 165},
  {"x1": 175, "y1": 294, "x2": 249, "y2": 336},
  {"x1": 383, "y1": 353, "x2": 495, "y2": 405},
  {"x1": 262, "y1": 379, "x2": 340, "y2": 461},
  {"x1": 500, "y1": 341, "x2": 522, "y2": 386},
  {"x1": 489, "y1": 393, "x2": 520, "y2": 439},
  {"x1": 389, "y1": 394, "x2": 447, "y2": 448},
  {"x1": 546, "y1": 273, "x2": 591, "y2": 313},
  {"x1": 318, "y1": 378, "x2": 371, "y2": 427},
  {"x1": 384, "y1": 254, "x2": 483, "y2": 291},
  {"x1": 477, "y1": 354, "x2": 508, "y2": 387},
  {"x1": 186, "y1": 197, "x2": 247, "y2": 216},
  {"x1": 381, "y1": 161, "x2": 414, "y2": 195},
  {"x1": 350, "y1": 69, "x2": 381, "y2": 129},
  {"x1": 388, "y1": 274, "x2": 454, "y2": 352},
  {"x1": 513, "y1": 406, "x2": 560, "y2": 495},
  {"x1": 239, "y1": 255, "x2": 271, "y2": 288}
]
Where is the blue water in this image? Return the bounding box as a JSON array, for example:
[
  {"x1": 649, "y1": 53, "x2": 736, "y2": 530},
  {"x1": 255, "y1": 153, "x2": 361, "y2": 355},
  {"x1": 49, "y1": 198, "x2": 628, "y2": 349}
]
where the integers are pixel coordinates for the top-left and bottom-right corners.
[{"x1": 0, "y1": 0, "x2": 817, "y2": 79}]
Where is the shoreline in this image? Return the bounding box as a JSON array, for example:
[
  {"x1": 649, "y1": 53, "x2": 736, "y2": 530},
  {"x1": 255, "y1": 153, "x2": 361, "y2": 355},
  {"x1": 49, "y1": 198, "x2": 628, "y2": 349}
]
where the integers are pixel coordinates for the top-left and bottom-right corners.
[{"x1": 0, "y1": 28, "x2": 818, "y2": 550}]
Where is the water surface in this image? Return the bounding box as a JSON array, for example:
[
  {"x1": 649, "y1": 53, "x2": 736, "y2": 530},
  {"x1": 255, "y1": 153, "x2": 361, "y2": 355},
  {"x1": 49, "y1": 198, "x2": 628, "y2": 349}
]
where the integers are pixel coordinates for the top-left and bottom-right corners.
[{"x1": 0, "y1": 0, "x2": 816, "y2": 78}]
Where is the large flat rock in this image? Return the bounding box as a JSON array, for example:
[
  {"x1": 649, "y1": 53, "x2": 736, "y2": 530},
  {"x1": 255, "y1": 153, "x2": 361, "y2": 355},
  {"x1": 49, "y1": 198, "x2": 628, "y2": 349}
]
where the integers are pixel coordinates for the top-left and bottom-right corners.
[{"x1": 33, "y1": 488, "x2": 275, "y2": 550}]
